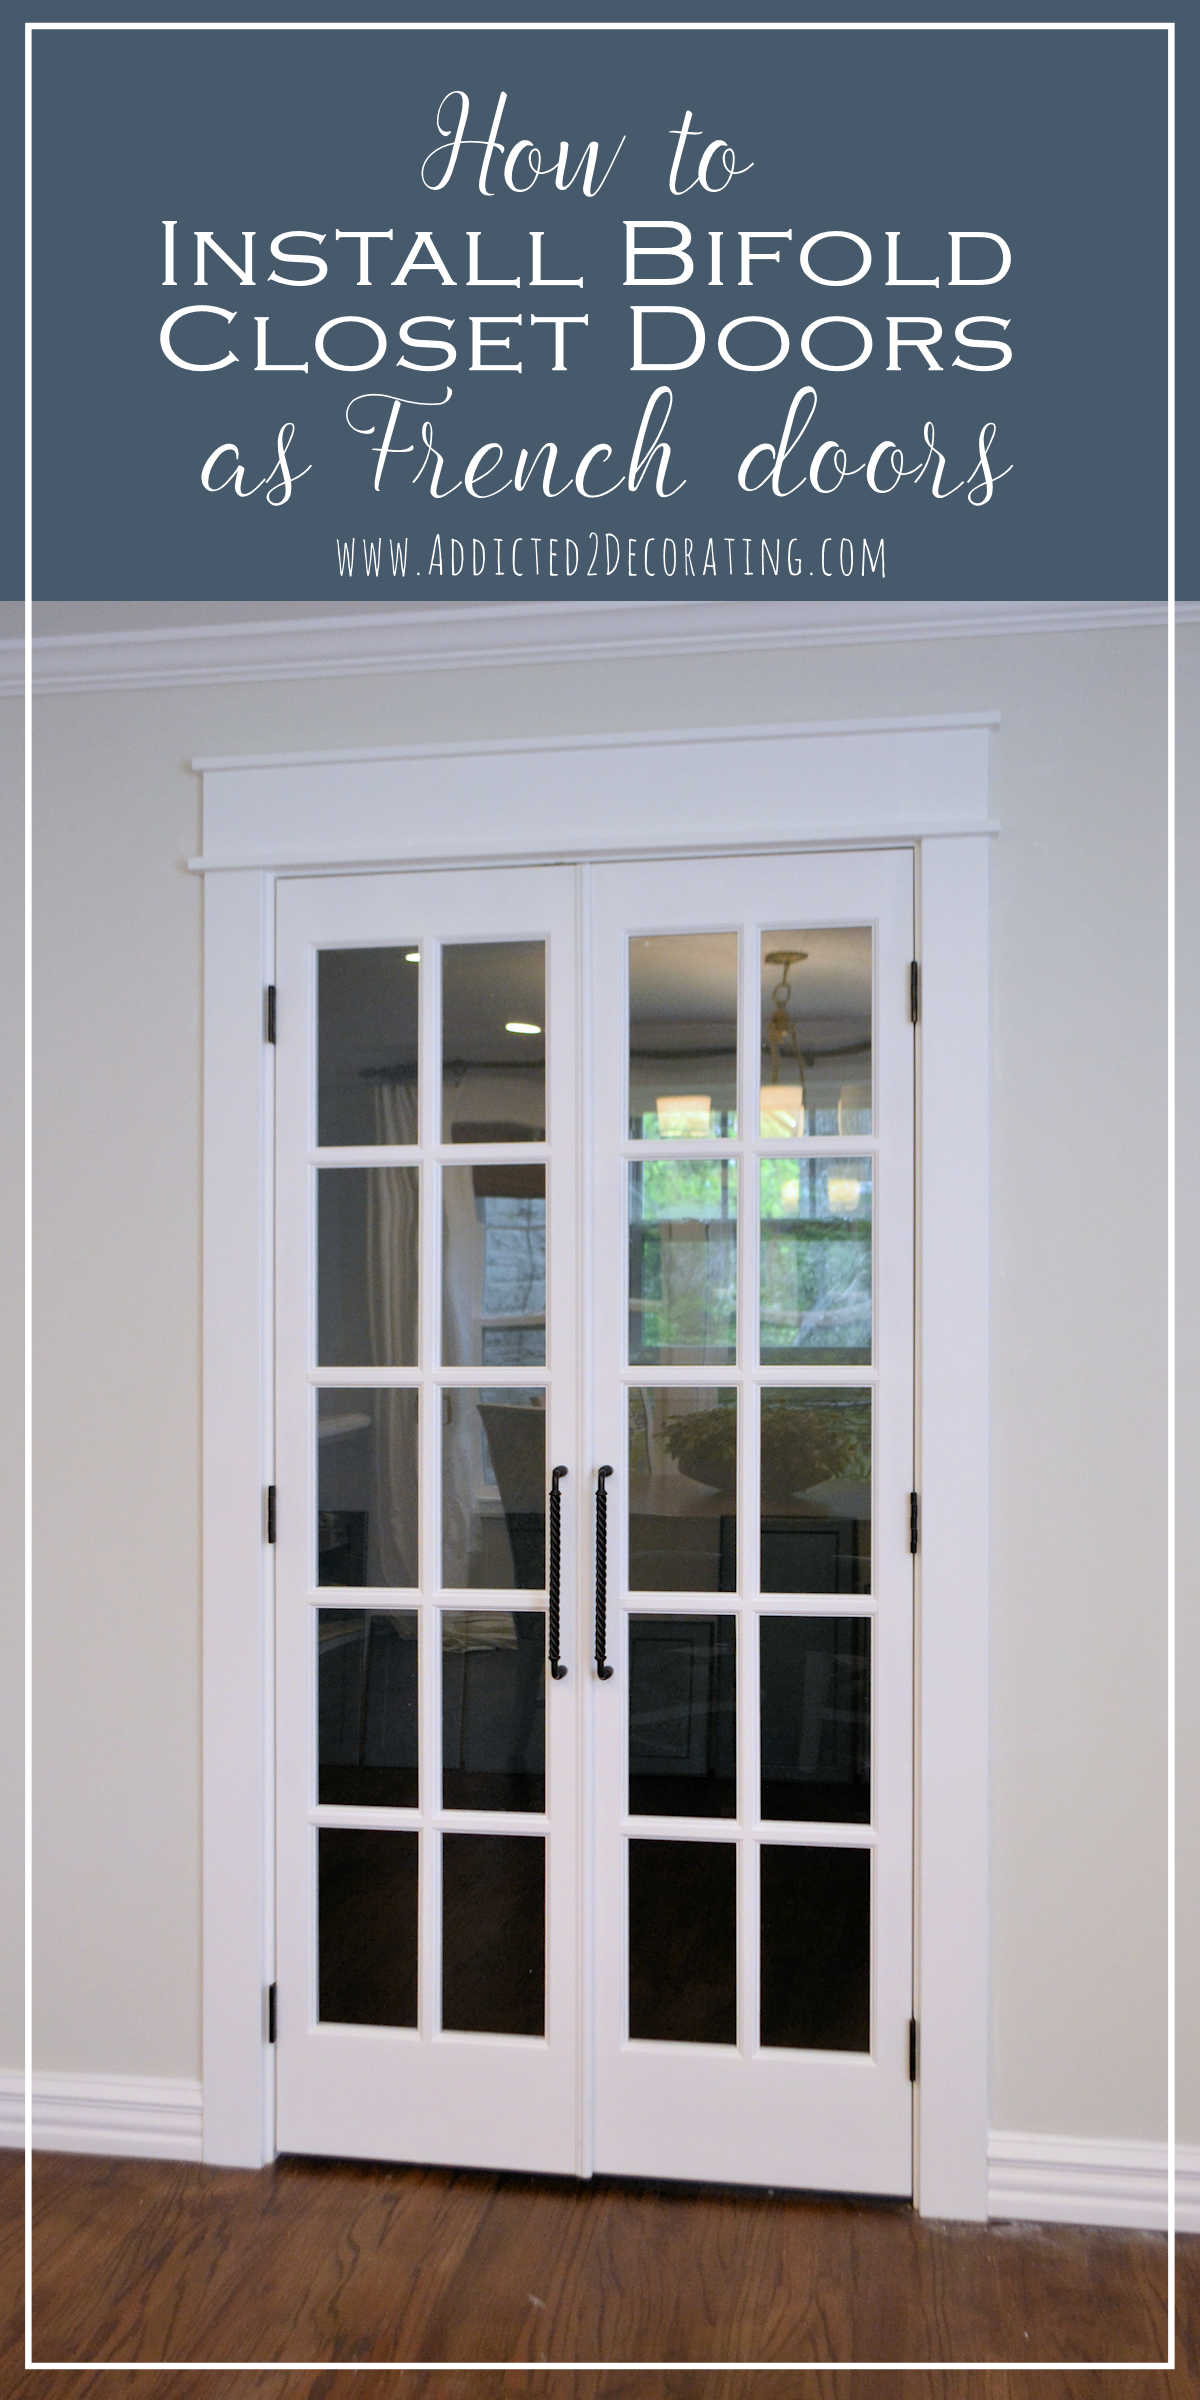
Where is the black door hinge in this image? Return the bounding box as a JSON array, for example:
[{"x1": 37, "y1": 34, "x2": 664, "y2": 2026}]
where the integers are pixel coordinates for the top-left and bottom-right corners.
[
  {"x1": 908, "y1": 2017, "x2": 918, "y2": 2081},
  {"x1": 909, "y1": 1491, "x2": 919, "y2": 1554},
  {"x1": 267, "y1": 1983, "x2": 277, "y2": 2044},
  {"x1": 266, "y1": 1484, "x2": 276, "y2": 1544},
  {"x1": 265, "y1": 984, "x2": 277, "y2": 1043},
  {"x1": 909, "y1": 960, "x2": 920, "y2": 1024}
]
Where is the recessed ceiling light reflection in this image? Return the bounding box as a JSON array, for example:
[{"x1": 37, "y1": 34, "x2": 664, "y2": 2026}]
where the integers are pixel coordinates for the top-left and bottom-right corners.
[{"x1": 505, "y1": 1020, "x2": 542, "y2": 1035}]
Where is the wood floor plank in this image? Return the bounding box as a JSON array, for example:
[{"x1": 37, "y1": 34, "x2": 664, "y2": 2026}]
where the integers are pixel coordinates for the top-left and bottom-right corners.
[{"x1": 4, "y1": 2147, "x2": 1194, "y2": 2391}]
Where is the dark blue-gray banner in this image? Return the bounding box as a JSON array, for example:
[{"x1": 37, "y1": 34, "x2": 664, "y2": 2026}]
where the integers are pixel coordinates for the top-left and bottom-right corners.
[{"x1": 30, "y1": 24, "x2": 1169, "y2": 600}]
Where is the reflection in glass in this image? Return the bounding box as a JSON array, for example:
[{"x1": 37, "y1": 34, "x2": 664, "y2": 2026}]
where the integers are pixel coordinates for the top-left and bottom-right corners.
[
  {"x1": 318, "y1": 1168, "x2": 419, "y2": 1367},
  {"x1": 443, "y1": 1165, "x2": 546, "y2": 1368},
  {"x1": 759, "y1": 930, "x2": 872, "y2": 1137},
  {"x1": 628, "y1": 1161, "x2": 737, "y2": 1366},
  {"x1": 760, "y1": 1391, "x2": 871, "y2": 1595},
  {"x1": 318, "y1": 947, "x2": 419, "y2": 1149},
  {"x1": 318, "y1": 1828, "x2": 418, "y2": 2026},
  {"x1": 760, "y1": 1618, "x2": 870, "y2": 1822},
  {"x1": 628, "y1": 1840, "x2": 737, "y2": 2043},
  {"x1": 442, "y1": 1612, "x2": 546, "y2": 1812},
  {"x1": 629, "y1": 933, "x2": 738, "y2": 1139},
  {"x1": 628, "y1": 1617, "x2": 736, "y2": 1818},
  {"x1": 760, "y1": 1159, "x2": 871, "y2": 1366},
  {"x1": 442, "y1": 1389, "x2": 546, "y2": 1590},
  {"x1": 760, "y1": 1844, "x2": 871, "y2": 2051},
  {"x1": 628, "y1": 1388, "x2": 737, "y2": 1593},
  {"x1": 442, "y1": 1834, "x2": 545, "y2": 2035},
  {"x1": 318, "y1": 1387, "x2": 418, "y2": 1588},
  {"x1": 443, "y1": 942, "x2": 546, "y2": 1143},
  {"x1": 318, "y1": 1610, "x2": 418, "y2": 1806}
]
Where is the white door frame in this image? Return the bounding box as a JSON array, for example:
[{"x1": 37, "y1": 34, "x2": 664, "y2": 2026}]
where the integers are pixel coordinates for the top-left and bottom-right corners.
[{"x1": 197, "y1": 712, "x2": 993, "y2": 2218}]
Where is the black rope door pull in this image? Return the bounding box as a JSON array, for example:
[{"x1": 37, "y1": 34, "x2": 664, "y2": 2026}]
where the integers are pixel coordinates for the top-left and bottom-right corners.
[
  {"x1": 594, "y1": 1464, "x2": 614, "y2": 1680},
  {"x1": 548, "y1": 1465, "x2": 568, "y2": 1680}
]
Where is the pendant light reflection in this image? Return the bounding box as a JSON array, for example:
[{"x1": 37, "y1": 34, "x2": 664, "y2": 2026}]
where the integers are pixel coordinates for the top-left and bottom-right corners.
[
  {"x1": 762, "y1": 948, "x2": 807, "y2": 1136},
  {"x1": 653, "y1": 1092, "x2": 713, "y2": 1138}
]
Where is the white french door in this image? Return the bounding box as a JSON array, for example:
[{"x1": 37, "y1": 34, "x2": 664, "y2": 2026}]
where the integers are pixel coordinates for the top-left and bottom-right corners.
[
  {"x1": 273, "y1": 849, "x2": 914, "y2": 2196},
  {"x1": 589, "y1": 851, "x2": 914, "y2": 2194},
  {"x1": 275, "y1": 866, "x2": 581, "y2": 2171}
]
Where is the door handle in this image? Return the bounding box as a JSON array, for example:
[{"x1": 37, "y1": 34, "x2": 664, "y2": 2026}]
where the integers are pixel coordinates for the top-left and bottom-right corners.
[
  {"x1": 547, "y1": 1465, "x2": 568, "y2": 1680},
  {"x1": 594, "y1": 1464, "x2": 614, "y2": 1680}
]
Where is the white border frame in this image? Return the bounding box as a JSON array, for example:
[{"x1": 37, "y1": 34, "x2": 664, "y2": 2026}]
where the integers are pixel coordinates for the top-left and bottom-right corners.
[{"x1": 197, "y1": 712, "x2": 991, "y2": 2217}]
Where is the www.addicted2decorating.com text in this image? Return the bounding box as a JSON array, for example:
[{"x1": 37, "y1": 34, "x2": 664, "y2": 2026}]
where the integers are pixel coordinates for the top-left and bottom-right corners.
[{"x1": 335, "y1": 531, "x2": 889, "y2": 584}]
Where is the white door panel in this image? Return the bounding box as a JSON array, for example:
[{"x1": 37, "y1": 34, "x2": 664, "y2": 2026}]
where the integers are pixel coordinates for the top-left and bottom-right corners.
[
  {"x1": 588, "y1": 850, "x2": 914, "y2": 2194},
  {"x1": 274, "y1": 866, "x2": 580, "y2": 2171}
]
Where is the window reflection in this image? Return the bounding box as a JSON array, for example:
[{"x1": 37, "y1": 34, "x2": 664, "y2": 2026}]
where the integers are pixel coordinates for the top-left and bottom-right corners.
[
  {"x1": 317, "y1": 1388, "x2": 419, "y2": 1588},
  {"x1": 318, "y1": 948, "x2": 419, "y2": 1149},
  {"x1": 629, "y1": 933, "x2": 738, "y2": 1139},
  {"x1": 760, "y1": 1158, "x2": 871, "y2": 1366},
  {"x1": 760, "y1": 1391, "x2": 871, "y2": 1595},
  {"x1": 443, "y1": 1165, "x2": 546, "y2": 1368},
  {"x1": 442, "y1": 1389, "x2": 546, "y2": 1590},
  {"x1": 628, "y1": 1160, "x2": 737, "y2": 1366},
  {"x1": 759, "y1": 930, "x2": 872, "y2": 1137},
  {"x1": 443, "y1": 942, "x2": 546, "y2": 1143},
  {"x1": 628, "y1": 1387, "x2": 738, "y2": 1593}
]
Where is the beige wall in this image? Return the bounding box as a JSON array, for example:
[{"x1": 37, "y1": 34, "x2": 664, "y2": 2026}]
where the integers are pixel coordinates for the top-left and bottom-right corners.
[{"x1": 20, "y1": 618, "x2": 1189, "y2": 2148}]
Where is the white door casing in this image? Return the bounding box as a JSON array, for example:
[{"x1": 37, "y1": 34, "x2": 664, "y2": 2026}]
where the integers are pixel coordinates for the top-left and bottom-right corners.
[{"x1": 198, "y1": 715, "x2": 991, "y2": 2217}]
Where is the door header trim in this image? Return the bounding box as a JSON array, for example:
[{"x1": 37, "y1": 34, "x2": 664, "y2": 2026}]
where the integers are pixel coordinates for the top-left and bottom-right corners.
[{"x1": 193, "y1": 716, "x2": 995, "y2": 878}]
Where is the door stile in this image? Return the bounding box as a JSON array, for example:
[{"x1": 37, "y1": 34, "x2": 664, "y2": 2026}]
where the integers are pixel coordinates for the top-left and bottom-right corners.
[
  {"x1": 417, "y1": 928, "x2": 439, "y2": 2046},
  {"x1": 574, "y1": 860, "x2": 596, "y2": 2178}
]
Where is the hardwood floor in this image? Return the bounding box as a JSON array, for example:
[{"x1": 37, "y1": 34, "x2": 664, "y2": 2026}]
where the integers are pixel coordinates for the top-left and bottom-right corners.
[{"x1": 3, "y1": 2147, "x2": 1196, "y2": 2398}]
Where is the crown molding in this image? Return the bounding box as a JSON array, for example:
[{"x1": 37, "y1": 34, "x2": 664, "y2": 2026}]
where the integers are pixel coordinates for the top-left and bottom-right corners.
[{"x1": 4, "y1": 599, "x2": 1192, "y2": 699}]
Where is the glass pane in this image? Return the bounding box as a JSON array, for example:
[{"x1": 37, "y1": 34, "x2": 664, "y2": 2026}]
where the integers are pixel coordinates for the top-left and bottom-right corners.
[
  {"x1": 629, "y1": 932, "x2": 738, "y2": 1139},
  {"x1": 443, "y1": 1165, "x2": 546, "y2": 1368},
  {"x1": 442, "y1": 1834, "x2": 545, "y2": 2035},
  {"x1": 318, "y1": 1609, "x2": 418, "y2": 1807},
  {"x1": 760, "y1": 1618, "x2": 871, "y2": 1823},
  {"x1": 760, "y1": 1391, "x2": 871, "y2": 1595},
  {"x1": 442, "y1": 1612, "x2": 546, "y2": 1812},
  {"x1": 760, "y1": 1845, "x2": 871, "y2": 2051},
  {"x1": 759, "y1": 930, "x2": 872, "y2": 1137},
  {"x1": 443, "y1": 942, "x2": 546, "y2": 1143},
  {"x1": 760, "y1": 1159, "x2": 872, "y2": 1366},
  {"x1": 628, "y1": 1162, "x2": 737, "y2": 1367},
  {"x1": 318, "y1": 1168, "x2": 419, "y2": 1367},
  {"x1": 318, "y1": 1828, "x2": 418, "y2": 2027},
  {"x1": 318, "y1": 947, "x2": 419, "y2": 1149},
  {"x1": 628, "y1": 1840, "x2": 736, "y2": 2043},
  {"x1": 318, "y1": 1388, "x2": 418, "y2": 1588},
  {"x1": 628, "y1": 1616, "x2": 736, "y2": 1818},
  {"x1": 442, "y1": 1389, "x2": 546, "y2": 1590},
  {"x1": 628, "y1": 1388, "x2": 737, "y2": 1593}
]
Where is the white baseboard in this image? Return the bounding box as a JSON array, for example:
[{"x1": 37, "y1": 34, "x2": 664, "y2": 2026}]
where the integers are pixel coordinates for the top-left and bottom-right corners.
[
  {"x1": 2, "y1": 2076, "x2": 1196, "y2": 2228},
  {"x1": 0, "y1": 2070, "x2": 202, "y2": 2161},
  {"x1": 988, "y1": 2132, "x2": 1200, "y2": 2234}
]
